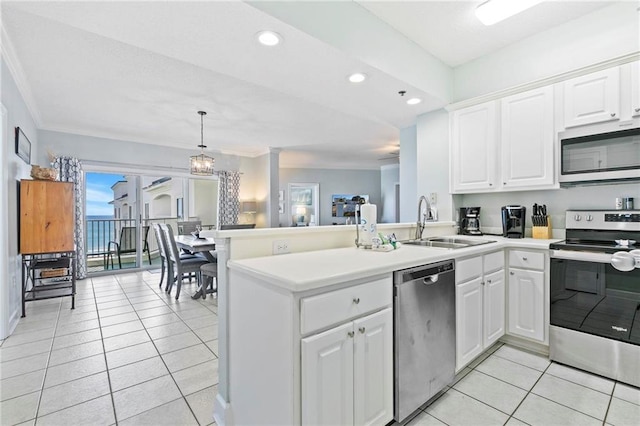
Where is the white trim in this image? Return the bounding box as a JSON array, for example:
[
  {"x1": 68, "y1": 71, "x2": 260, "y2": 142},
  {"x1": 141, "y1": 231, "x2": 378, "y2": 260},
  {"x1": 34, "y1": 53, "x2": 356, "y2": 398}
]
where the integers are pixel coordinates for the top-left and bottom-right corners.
[
  {"x1": 0, "y1": 103, "x2": 9, "y2": 339},
  {"x1": 0, "y1": 27, "x2": 42, "y2": 126},
  {"x1": 447, "y1": 53, "x2": 640, "y2": 112},
  {"x1": 82, "y1": 159, "x2": 219, "y2": 180}
]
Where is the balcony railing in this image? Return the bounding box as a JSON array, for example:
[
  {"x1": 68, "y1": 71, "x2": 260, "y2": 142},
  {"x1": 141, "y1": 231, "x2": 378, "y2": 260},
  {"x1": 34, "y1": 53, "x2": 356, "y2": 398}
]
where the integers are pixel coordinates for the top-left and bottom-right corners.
[{"x1": 85, "y1": 217, "x2": 181, "y2": 273}]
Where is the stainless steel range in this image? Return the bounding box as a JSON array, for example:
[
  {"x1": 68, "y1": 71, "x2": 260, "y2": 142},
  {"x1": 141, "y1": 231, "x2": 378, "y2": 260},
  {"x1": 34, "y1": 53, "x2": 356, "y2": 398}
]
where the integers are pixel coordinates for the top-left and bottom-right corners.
[{"x1": 549, "y1": 210, "x2": 640, "y2": 387}]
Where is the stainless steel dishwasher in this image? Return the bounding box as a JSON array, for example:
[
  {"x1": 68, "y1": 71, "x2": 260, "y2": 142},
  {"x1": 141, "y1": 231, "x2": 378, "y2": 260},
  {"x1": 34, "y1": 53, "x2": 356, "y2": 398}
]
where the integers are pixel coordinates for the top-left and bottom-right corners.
[{"x1": 393, "y1": 259, "x2": 455, "y2": 423}]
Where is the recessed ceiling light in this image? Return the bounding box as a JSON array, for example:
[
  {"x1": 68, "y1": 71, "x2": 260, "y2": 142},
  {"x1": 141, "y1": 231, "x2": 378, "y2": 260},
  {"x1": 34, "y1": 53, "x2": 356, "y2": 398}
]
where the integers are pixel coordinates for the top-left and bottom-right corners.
[
  {"x1": 256, "y1": 30, "x2": 282, "y2": 46},
  {"x1": 348, "y1": 73, "x2": 367, "y2": 83},
  {"x1": 475, "y1": 0, "x2": 542, "y2": 26},
  {"x1": 407, "y1": 98, "x2": 422, "y2": 105}
]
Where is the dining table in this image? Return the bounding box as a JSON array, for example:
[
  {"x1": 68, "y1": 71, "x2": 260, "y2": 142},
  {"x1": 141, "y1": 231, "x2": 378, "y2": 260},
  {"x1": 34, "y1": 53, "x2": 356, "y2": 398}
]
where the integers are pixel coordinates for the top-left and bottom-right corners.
[{"x1": 174, "y1": 235, "x2": 217, "y2": 299}]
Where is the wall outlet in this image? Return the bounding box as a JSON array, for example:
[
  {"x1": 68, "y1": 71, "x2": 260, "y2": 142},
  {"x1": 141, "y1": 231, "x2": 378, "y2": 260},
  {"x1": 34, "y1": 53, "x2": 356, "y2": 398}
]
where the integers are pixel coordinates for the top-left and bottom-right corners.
[
  {"x1": 273, "y1": 240, "x2": 290, "y2": 255},
  {"x1": 429, "y1": 192, "x2": 437, "y2": 205}
]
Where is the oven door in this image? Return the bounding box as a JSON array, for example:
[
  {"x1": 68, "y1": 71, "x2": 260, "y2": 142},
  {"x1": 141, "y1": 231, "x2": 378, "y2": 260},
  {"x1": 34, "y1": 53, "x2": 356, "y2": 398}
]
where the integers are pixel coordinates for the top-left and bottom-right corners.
[{"x1": 550, "y1": 250, "x2": 640, "y2": 345}]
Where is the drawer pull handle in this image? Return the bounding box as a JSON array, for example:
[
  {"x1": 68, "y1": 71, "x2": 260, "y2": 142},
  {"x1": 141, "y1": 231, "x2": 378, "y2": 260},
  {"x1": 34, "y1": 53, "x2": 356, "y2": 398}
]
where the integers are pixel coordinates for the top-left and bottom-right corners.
[
  {"x1": 510, "y1": 271, "x2": 515, "y2": 275},
  {"x1": 353, "y1": 298, "x2": 360, "y2": 304},
  {"x1": 522, "y1": 257, "x2": 528, "y2": 261},
  {"x1": 347, "y1": 331, "x2": 355, "y2": 338},
  {"x1": 359, "y1": 327, "x2": 366, "y2": 334},
  {"x1": 611, "y1": 112, "x2": 617, "y2": 117},
  {"x1": 635, "y1": 108, "x2": 640, "y2": 113},
  {"x1": 487, "y1": 279, "x2": 492, "y2": 284}
]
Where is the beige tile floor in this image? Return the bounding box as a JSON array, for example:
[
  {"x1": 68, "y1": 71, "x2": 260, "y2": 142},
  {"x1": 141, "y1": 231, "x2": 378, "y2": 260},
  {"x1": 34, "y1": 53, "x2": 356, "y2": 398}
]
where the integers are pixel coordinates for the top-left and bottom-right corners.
[
  {"x1": 407, "y1": 343, "x2": 640, "y2": 426},
  {"x1": 0, "y1": 271, "x2": 218, "y2": 425},
  {"x1": 2, "y1": 271, "x2": 640, "y2": 425}
]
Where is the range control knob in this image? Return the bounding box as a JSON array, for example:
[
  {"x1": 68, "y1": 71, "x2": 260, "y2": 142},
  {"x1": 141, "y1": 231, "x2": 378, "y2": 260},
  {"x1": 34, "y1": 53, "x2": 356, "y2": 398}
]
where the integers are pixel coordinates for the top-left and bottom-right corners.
[
  {"x1": 574, "y1": 214, "x2": 582, "y2": 221},
  {"x1": 586, "y1": 214, "x2": 593, "y2": 221}
]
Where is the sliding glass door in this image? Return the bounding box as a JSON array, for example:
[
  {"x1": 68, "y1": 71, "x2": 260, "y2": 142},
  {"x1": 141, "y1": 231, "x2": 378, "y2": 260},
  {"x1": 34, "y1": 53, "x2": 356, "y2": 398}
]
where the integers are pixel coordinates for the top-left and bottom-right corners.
[{"x1": 85, "y1": 171, "x2": 218, "y2": 274}]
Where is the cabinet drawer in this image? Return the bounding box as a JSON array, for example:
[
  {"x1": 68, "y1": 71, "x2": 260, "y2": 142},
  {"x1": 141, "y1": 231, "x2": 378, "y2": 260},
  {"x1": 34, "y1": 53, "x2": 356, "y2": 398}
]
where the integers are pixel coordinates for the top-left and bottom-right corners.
[
  {"x1": 483, "y1": 251, "x2": 505, "y2": 274},
  {"x1": 509, "y1": 250, "x2": 544, "y2": 270},
  {"x1": 456, "y1": 256, "x2": 482, "y2": 283},
  {"x1": 301, "y1": 277, "x2": 392, "y2": 335}
]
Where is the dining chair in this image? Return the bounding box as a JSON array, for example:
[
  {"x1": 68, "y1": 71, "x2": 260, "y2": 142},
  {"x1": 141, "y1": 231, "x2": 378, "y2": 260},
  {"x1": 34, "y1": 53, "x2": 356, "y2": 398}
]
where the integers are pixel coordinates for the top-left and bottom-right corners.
[
  {"x1": 153, "y1": 223, "x2": 202, "y2": 291},
  {"x1": 160, "y1": 224, "x2": 209, "y2": 299},
  {"x1": 107, "y1": 225, "x2": 151, "y2": 269},
  {"x1": 177, "y1": 220, "x2": 202, "y2": 235},
  {"x1": 200, "y1": 262, "x2": 218, "y2": 300}
]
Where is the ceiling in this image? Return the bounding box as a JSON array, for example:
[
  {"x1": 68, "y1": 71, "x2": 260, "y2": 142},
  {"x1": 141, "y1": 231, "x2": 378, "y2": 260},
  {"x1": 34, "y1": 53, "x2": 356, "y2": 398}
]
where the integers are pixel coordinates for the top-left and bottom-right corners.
[{"x1": 1, "y1": 1, "x2": 616, "y2": 170}]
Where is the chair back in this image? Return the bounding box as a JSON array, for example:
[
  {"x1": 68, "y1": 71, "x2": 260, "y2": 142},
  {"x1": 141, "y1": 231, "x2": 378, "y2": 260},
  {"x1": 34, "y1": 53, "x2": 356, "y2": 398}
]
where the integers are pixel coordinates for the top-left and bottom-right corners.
[
  {"x1": 117, "y1": 225, "x2": 150, "y2": 254},
  {"x1": 177, "y1": 221, "x2": 201, "y2": 235},
  {"x1": 151, "y1": 223, "x2": 167, "y2": 260},
  {"x1": 159, "y1": 224, "x2": 180, "y2": 264}
]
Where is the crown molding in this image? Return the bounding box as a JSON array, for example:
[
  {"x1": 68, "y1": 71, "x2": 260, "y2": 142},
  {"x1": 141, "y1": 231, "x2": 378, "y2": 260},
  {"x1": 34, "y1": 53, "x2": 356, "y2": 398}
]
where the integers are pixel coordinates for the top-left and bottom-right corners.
[
  {"x1": 1, "y1": 27, "x2": 43, "y2": 126},
  {"x1": 446, "y1": 52, "x2": 640, "y2": 112}
]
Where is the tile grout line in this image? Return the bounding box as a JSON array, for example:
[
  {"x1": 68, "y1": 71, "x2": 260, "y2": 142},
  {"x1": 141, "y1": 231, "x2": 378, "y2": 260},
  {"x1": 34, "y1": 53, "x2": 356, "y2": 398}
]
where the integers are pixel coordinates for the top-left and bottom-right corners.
[
  {"x1": 33, "y1": 298, "x2": 63, "y2": 425},
  {"x1": 602, "y1": 382, "x2": 616, "y2": 425},
  {"x1": 90, "y1": 277, "x2": 121, "y2": 426},
  {"x1": 111, "y1": 274, "x2": 204, "y2": 424}
]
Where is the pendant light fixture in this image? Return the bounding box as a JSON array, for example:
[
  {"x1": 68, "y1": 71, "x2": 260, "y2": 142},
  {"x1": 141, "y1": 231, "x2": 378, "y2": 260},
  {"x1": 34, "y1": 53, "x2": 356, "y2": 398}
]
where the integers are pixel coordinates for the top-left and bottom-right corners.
[{"x1": 190, "y1": 111, "x2": 215, "y2": 176}]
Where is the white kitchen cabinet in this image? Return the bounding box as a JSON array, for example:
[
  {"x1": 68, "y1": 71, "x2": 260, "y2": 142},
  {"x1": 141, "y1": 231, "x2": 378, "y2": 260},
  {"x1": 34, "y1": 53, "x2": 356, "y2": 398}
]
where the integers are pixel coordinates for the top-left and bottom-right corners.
[
  {"x1": 631, "y1": 61, "x2": 640, "y2": 117},
  {"x1": 451, "y1": 101, "x2": 498, "y2": 192},
  {"x1": 501, "y1": 87, "x2": 555, "y2": 189},
  {"x1": 563, "y1": 67, "x2": 620, "y2": 128},
  {"x1": 455, "y1": 252, "x2": 505, "y2": 371},
  {"x1": 302, "y1": 308, "x2": 393, "y2": 426},
  {"x1": 507, "y1": 250, "x2": 546, "y2": 343}
]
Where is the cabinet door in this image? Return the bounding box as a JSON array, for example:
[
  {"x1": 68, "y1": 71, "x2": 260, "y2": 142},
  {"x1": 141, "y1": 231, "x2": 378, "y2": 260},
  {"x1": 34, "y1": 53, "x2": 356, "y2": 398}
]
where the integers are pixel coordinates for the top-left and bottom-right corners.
[
  {"x1": 483, "y1": 269, "x2": 505, "y2": 347},
  {"x1": 631, "y1": 61, "x2": 640, "y2": 117},
  {"x1": 501, "y1": 87, "x2": 555, "y2": 189},
  {"x1": 451, "y1": 101, "x2": 497, "y2": 192},
  {"x1": 563, "y1": 67, "x2": 620, "y2": 128},
  {"x1": 507, "y1": 269, "x2": 545, "y2": 342},
  {"x1": 353, "y1": 308, "x2": 393, "y2": 426},
  {"x1": 456, "y1": 277, "x2": 484, "y2": 370},
  {"x1": 302, "y1": 322, "x2": 354, "y2": 426}
]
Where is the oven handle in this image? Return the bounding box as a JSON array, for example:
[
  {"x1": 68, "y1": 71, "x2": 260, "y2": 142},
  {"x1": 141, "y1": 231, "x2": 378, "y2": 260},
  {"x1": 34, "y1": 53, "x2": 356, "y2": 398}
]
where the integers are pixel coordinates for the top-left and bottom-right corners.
[{"x1": 550, "y1": 250, "x2": 612, "y2": 263}]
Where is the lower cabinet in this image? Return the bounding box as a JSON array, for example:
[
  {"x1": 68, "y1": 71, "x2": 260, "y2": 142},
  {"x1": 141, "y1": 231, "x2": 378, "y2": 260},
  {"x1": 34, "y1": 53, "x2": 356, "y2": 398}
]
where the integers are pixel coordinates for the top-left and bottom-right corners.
[
  {"x1": 302, "y1": 308, "x2": 393, "y2": 426},
  {"x1": 455, "y1": 252, "x2": 505, "y2": 371},
  {"x1": 508, "y1": 267, "x2": 545, "y2": 342}
]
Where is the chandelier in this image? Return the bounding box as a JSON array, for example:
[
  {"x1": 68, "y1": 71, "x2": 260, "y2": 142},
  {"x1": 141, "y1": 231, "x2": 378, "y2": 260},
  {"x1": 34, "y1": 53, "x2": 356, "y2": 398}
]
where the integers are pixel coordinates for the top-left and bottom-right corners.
[{"x1": 190, "y1": 111, "x2": 215, "y2": 176}]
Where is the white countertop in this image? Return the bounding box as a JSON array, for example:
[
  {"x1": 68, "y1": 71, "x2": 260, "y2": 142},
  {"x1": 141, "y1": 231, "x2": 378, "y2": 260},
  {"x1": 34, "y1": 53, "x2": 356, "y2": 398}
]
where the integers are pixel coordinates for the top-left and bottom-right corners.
[{"x1": 227, "y1": 236, "x2": 561, "y2": 293}]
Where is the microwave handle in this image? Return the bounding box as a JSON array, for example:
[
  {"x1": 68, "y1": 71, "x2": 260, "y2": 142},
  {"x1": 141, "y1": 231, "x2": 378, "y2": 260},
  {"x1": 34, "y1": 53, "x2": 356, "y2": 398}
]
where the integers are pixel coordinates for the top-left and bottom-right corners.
[{"x1": 550, "y1": 250, "x2": 612, "y2": 264}]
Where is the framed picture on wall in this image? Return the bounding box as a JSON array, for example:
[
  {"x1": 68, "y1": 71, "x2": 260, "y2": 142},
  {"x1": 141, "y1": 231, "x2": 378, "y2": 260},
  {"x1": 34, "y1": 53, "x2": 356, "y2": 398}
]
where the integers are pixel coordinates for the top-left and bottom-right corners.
[
  {"x1": 15, "y1": 127, "x2": 31, "y2": 165},
  {"x1": 288, "y1": 183, "x2": 319, "y2": 226}
]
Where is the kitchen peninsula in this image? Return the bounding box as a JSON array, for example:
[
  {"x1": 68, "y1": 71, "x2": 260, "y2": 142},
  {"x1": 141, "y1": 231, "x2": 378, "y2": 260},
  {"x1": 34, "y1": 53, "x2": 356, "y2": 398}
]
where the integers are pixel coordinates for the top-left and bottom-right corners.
[{"x1": 208, "y1": 223, "x2": 558, "y2": 425}]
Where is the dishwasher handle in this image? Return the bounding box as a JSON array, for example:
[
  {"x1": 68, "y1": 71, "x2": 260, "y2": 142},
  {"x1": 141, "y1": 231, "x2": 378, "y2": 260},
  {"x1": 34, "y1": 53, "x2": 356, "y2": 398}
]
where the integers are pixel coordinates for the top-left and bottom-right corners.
[{"x1": 423, "y1": 274, "x2": 439, "y2": 285}]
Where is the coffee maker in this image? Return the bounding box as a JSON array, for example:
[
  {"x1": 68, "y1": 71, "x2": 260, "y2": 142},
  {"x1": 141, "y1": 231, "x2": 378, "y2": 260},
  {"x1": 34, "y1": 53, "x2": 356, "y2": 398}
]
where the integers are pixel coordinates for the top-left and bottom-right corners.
[
  {"x1": 459, "y1": 207, "x2": 482, "y2": 235},
  {"x1": 501, "y1": 205, "x2": 526, "y2": 238}
]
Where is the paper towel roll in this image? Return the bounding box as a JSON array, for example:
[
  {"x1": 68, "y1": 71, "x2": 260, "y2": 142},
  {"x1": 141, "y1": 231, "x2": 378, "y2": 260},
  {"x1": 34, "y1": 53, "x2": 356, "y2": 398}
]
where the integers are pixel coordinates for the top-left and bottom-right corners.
[{"x1": 358, "y1": 203, "x2": 377, "y2": 247}]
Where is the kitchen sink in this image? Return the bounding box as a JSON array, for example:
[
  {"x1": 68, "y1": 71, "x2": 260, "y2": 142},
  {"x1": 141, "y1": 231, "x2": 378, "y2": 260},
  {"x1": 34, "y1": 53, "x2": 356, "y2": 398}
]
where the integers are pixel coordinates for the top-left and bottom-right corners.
[{"x1": 404, "y1": 236, "x2": 496, "y2": 249}]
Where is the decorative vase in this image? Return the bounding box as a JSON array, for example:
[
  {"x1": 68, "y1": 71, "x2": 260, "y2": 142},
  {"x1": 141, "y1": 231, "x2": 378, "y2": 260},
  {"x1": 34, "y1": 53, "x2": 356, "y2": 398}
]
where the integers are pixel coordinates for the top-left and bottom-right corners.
[{"x1": 30, "y1": 165, "x2": 57, "y2": 181}]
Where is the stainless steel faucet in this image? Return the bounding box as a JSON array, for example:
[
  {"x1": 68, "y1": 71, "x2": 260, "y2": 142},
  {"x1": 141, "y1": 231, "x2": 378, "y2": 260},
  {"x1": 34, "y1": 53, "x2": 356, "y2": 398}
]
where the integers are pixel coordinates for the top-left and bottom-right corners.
[{"x1": 416, "y1": 195, "x2": 436, "y2": 240}]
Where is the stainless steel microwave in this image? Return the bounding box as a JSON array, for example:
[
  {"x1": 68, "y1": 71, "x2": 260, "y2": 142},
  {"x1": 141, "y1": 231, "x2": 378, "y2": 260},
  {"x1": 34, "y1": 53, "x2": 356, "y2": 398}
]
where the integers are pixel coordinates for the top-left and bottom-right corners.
[{"x1": 559, "y1": 127, "x2": 640, "y2": 185}]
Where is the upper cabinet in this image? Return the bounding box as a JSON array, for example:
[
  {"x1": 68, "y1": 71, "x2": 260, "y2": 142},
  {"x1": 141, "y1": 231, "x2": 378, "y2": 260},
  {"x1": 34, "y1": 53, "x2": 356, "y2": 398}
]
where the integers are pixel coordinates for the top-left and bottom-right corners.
[
  {"x1": 631, "y1": 61, "x2": 640, "y2": 118},
  {"x1": 563, "y1": 67, "x2": 620, "y2": 128},
  {"x1": 501, "y1": 87, "x2": 555, "y2": 189},
  {"x1": 450, "y1": 101, "x2": 497, "y2": 192},
  {"x1": 450, "y1": 88, "x2": 555, "y2": 194}
]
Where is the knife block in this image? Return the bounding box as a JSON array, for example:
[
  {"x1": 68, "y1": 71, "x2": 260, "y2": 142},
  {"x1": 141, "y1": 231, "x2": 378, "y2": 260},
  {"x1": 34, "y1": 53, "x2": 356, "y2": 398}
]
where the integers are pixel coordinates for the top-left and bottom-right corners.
[{"x1": 532, "y1": 216, "x2": 552, "y2": 239}]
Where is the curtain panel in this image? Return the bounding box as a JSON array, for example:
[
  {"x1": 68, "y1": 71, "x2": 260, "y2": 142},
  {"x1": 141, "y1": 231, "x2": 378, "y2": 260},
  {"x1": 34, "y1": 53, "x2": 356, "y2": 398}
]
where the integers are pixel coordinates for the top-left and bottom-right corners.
[
  {"x1": 53, "y1": 157, "x2": 87, "y2": 279},
  {"x1": 217, "y1": 171, "x2": 240, "y2": 226}
]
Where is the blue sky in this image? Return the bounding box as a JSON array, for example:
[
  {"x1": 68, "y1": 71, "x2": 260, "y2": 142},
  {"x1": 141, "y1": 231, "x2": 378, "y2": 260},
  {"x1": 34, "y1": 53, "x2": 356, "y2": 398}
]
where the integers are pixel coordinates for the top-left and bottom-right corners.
[{"x1": 86, "y1": 172, "x2": 124, "y2": 216}]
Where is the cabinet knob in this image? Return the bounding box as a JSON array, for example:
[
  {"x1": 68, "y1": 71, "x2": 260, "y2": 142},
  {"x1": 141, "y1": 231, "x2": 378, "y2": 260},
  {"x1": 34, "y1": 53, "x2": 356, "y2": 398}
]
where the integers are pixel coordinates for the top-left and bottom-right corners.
[
  {"x1": 353, "y1": 298, "x2": 360, "y2": 304},
  {"x1": 481, "y1": 281, "x2": 485, "y2": 286},
  {"x1": 347, "y1": 331, "x2": 354, "y2": 338},
  {"x1": 487, "y1": 279, "x2": 492, "y2": 284},
  {"x1": 611, "y1": 112, "x2": 617, "y2": 117},
  {"x1": 510, "y1": 271, "x2": 515, "y2": 275},
  {"x1": 635, "y1": 108, "x2": 640, "y2": 113},
  {"x1": 489, "y1": 183, "x2": 493, "y2": 186},
  {"x1": 359, "y1": 327, "x2": 366, "y2": 334},
  {"x1": 503, "y1": 182, "x2": 507, "y2": 185},
  {"x1": 522, "y1": 257, "x2": 528, "y2": 261}
]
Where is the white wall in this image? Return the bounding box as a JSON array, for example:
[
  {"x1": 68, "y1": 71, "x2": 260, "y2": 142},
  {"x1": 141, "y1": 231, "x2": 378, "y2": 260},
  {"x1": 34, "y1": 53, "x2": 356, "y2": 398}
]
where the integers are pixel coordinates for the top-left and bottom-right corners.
[
  {"x1": 454, "y1": 2, "x2": 639, "y2": 101},
  {"x1": 279, "y1": 167, "x2": 382, "y2": 226},
  {"x1": 458, "y1": 183, "x2": 640, "y2": 235},
  {"x1": 380, "y1": 164, "x2": 399, "y2": 223},
  {"x1": 399, "y1": 125, "x2": 417, "y2": 222},
  {"x1": 416, "y1": 109, "x2": 452, "y2": 222},
  {"x1": 1, "y1": 58, "x2": 39, "y2": 339}
]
